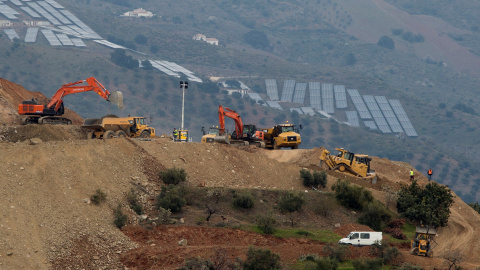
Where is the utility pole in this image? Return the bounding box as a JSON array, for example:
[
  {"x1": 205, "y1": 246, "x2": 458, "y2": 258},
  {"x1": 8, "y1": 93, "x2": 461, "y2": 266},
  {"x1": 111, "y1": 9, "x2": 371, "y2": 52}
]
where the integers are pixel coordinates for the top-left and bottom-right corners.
[{"x1": 179, "y1": 81, "x2": 188, "y2": 130}]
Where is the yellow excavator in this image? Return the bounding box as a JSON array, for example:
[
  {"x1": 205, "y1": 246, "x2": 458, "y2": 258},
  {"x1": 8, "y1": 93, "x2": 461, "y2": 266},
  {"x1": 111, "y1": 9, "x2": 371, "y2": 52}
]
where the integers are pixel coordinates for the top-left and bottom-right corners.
[
  {"x1": 319, "y1": 148, "x2": 377, "y2": 182},
  {"x1": 410, "y1": 225, "x2": 436, "y2": 258}
]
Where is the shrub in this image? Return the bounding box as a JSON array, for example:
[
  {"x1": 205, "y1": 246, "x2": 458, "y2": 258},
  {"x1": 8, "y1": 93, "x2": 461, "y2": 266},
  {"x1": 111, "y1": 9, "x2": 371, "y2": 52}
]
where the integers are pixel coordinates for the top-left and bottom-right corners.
[
  {"x1": 157, "y1": 207, "x2": 172, "y2": 224},
  {"x1": 233, "y1": 192, "x2": 254, "y2": 209},
  {"x1": 469, "y1": 202, "x2": 480, "y2": 213},
  {"x1": 323, "y1": 244, "x2": 349, "y2": 263},
  {"x1": 90, "y1": 189, "x2": 107, "y2": 205},
  {"x1": 179, "y1": 257, "x2": 214, "y2": 270},
  {"x1": 383, "y1": 227, "x2": 406, "y2": 240},
  {"x1": 397, "y1": 262, "x2": 423, "y2": 270},
  {"x1": 243, "y1": 246, "x2": 281, "y2": 270},
  {"x1": 352, "y1": 258, "x2": 383, "y2": 270},
  {"x1": 388, "y1": 218, "x2": 405, "y2": 228},
  {"x1": 159, "y1": 167, "x2": 187, "y2": 185},
  {"x1": 377, "y1": 35, "x2": 394, "y2": 49},
  {"x1": 113, "y1": 204, "x2": 127, "y2": 228},
  {"x1": 257, "y1": 216, "x2": 276, "y2": 234},
  {"x1": 316, "y1": 257, "x2": 338, "y2": 270},
  {"x1": 313, "y1": 194, "x2": 335, "y2": 217},
  {"x1": 331, "y1": 180, "x2": 373, "y2": 210},
  {"x1": 313, "y1": 171, "x2": 327, "y2": 188},
  {"x1": 155, "y1": 185, "x2": 186, "y2": 213},
  {"x1": 278, "y1": 192, "x2": 305, "y2": 213},
  {"x1": 370, "y1": 240, "x2": 400, "y2": 264},
  {"x1": 298, "y1": 254, "x2": 320, "y2": 262},
  {"x1": 300, "y1": 169, "x2": 313, "y2": 187},
  {"x1": 397, "y1": 180, "x2": 454, "y2": 227},
  {"x1": 127, "y1": 189, "x2": 143, "y2": 215},
  {"x1": 358, "y1": 203, "x2": 392, "y2": 231}
]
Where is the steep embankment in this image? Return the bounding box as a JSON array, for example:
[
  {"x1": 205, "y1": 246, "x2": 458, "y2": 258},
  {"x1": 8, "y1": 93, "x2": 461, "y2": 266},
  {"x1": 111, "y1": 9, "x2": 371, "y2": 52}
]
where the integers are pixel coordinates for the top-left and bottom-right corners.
[{"x1": 0, "y1": 77, "x2": 84, "y2": 125}]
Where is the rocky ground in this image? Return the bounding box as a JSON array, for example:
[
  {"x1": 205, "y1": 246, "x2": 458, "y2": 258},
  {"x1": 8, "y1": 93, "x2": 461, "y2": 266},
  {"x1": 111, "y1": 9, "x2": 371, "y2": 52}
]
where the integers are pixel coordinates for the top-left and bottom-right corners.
[{"x1": 1, "y1": 77, "x2": 480, "y2": 269}]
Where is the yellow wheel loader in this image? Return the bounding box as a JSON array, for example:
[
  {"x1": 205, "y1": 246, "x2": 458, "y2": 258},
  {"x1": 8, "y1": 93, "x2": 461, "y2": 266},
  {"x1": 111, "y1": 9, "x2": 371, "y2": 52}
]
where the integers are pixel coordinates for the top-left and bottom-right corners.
[
  {"x1": 319, "y1": 148, "x2": 377, "y2": 182},
  {"x1": 201, "y1": 126, "x2": 220, "y2": 143},
  {"x1": 410, "y1": 225, "x2": 437, "y2": 258}
]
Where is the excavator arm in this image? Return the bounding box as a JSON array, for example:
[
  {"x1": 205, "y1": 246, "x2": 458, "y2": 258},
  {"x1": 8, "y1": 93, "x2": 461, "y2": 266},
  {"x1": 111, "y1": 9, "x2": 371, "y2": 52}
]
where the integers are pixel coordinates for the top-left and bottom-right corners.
[
  {"x1": 47, "y1": 77, "x2": 112, "y2": 111},
  {"x1": 218, "y1": 105, "x2": 243, "y2": 139}
]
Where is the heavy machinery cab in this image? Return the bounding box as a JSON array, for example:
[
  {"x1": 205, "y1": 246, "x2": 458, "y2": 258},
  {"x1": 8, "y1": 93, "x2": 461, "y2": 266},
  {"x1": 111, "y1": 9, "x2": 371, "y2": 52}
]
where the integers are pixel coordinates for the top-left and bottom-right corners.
[{"x1": 410, "y1": 225, "x2": 437, "y2": 258}]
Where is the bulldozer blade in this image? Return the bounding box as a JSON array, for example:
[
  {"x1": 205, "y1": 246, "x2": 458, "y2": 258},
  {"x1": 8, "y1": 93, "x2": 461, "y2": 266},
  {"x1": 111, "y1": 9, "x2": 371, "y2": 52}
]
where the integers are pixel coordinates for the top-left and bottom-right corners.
[
  {"x1": 109, "y1": 91, "x2": 124, "y2": 110},
  {"x1": 214, "y1": 135, "x2": 230, "y2": 144}
]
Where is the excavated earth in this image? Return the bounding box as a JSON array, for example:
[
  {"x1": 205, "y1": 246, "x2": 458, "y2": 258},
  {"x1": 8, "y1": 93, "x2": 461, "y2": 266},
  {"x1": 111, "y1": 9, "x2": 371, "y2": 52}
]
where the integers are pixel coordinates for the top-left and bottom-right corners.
[{"x1": 1, "y1": 77, "x2": 480, "y2": 269}]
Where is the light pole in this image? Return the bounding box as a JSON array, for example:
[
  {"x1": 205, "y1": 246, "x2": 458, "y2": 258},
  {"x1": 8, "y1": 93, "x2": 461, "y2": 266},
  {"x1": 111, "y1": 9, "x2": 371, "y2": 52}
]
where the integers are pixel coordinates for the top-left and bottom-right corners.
[{"x1": 179, "y1": 81, "x2": 188, "y2": 130}]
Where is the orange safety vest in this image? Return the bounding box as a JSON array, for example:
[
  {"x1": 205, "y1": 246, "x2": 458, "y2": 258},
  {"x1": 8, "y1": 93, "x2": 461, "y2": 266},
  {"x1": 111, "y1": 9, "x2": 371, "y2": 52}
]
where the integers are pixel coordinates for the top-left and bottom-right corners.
[{"x1": 428, "y1": 169, "x2": 432, "y2": 175}]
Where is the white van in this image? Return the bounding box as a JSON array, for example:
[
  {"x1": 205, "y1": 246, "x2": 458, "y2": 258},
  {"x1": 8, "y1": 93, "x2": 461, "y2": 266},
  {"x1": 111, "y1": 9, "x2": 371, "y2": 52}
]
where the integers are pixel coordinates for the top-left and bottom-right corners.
[{"x1": 338, "y1": 231, "x2": 382, "y2": 246}]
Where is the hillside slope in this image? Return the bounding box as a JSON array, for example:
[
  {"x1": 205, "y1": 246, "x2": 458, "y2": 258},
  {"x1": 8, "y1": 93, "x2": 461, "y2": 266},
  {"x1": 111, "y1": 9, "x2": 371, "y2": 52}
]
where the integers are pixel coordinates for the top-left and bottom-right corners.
[
  {"x1": 0, "y1": 78, "x2": 84, "y2": 125},
  {"x1": 0, "y1": 125, "x2": 479, "y2": 269}
]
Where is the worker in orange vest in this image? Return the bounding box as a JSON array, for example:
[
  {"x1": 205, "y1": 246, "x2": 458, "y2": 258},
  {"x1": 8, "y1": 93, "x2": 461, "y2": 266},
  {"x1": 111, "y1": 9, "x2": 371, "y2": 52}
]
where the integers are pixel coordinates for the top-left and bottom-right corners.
[{"x1": 427, "y1": 168, "x2": 433, "y2": 181}]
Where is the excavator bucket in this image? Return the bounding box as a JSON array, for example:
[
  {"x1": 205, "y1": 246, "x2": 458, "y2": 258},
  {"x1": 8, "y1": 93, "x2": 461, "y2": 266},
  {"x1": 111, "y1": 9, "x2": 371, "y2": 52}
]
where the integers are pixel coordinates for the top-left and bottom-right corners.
[
  {"x1": 109, "y1": 91, "x2": 124, "y2": 110},
  {"x1": 214, "y1": 134, "x2": 230, "y2": 144}
]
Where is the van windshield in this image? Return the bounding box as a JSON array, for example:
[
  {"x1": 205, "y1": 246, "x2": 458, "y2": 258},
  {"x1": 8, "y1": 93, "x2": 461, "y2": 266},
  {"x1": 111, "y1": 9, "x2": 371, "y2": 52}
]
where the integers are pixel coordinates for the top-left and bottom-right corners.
[{"x1": 349, "y1": 233, "x2": 359, "y2": 239}]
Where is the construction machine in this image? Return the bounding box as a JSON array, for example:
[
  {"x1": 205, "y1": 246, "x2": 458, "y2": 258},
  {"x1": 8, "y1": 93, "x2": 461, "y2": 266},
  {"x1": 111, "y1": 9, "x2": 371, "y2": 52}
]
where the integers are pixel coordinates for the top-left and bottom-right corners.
[
  {"x1": 410, "y1": 225, "x2": 437, "y2": 258},
  {"x1": 18, "y1": 77, "x2": 123, "y2": 125},
  {"x1": 262, "y1": 122, "x2": 301, "y2": 149},
  {"x1": 82, "y1": 115, "x2": 155, "y2": 139},
  {"x1": 319, "y1": 148, "x2": 377, "y2": 182},
  {"x1": 213, "y1": 105, "x2": 265, "y2": 147},
  {"x1": 201, "y1": 126, "x2": 220, "y2": 143}
]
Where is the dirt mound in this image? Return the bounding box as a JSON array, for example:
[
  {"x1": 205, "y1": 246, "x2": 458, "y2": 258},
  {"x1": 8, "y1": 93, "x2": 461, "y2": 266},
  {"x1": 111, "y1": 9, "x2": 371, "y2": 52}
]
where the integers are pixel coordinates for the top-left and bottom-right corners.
[
  {"x1": 0, "y1": 76, "x2": 479, "y2": 270},
  {"x1": 0, "y1": 125, "x2": 88, "y2": 142},
  {"x1": 0, "y1": 77, "x2": 84, "y2": 125}
]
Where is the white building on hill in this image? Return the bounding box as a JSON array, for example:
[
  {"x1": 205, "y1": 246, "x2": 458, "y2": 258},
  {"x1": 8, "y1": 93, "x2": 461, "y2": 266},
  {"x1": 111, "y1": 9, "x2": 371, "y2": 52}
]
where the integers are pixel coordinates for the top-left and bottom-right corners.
[
  {"x1": 121, "y1": 8, "x2": 155, "y2": 18},
  {"x1": 192, "y1": 33, "x2": 218, "y2": 46}
]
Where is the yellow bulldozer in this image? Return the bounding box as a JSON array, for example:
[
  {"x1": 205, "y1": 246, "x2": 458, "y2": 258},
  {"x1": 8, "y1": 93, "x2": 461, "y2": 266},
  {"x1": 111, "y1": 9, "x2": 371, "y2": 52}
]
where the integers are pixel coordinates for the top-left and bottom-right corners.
[
  {"x1": 319, "y1": 148, "x2": 377, "y2": 182},
  {"x1": 410, "y1": 225, "x2": 436, "y2": 258}
]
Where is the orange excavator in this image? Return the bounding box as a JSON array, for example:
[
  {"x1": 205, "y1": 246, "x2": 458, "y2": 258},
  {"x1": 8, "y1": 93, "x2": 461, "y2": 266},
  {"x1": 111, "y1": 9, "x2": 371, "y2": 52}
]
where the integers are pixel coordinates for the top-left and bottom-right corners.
[
  {"x1": 18, "y1": 77, "x2": 123, "y2": 125},
  {"x1": 215, "y1": 105, "x2": 265, "y2": 148}
]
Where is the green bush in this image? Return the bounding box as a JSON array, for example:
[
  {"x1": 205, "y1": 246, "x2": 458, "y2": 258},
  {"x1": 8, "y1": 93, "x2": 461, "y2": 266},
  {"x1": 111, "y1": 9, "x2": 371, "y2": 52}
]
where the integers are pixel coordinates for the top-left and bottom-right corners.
[
  {"x1": 179, "y1": 257, "x2": 214, "y2": 270},
  {"x1": 358, "y1": 202, "x2": 392, "y2": 231},
  {"x1": 243, "y1": 246, "x2": 281, "y2": 270},
  {"x1": 257, "y1": 216, "x2": 276, "y2": 234},
  {"x1": 469, "y1": 202, "x2": 480, "y2": 213},
  {"x1": 396, "y1": 180, "x2": 454, "y2": 227},
  {"x1": 313, "y1": 194, "x2": 335, "y2": 217},
  {"x1": 157, "y1": 207, "x2": 172, "y2": 224},
  {"x1": 113, "y1": 204, "x2": 128, "y2": 228},
  {"x1": 331, "y1": 180, "x2": 373, "y2": 210},
  {"x1": 316, "y1": 257, "x2": 338, "y2": 270},
  {"x1": 323, "y1": 244, "x2": 349, "y2": 263},
  {"x1": 300, "y1": 169, "x2": 313, "y2": 187},
  {"x1": 233, "y1": 192, "x2": 254, "y2": 209},
  {"x1": 302, "y1": 169, "x2": 328, "y2": 188},
  {"x1": 90, "y1": 189, "x2": 107, "y2": 205},
  {"x1": 127, "y1": 189, "x2": 144, "y2": 215},
  {"x1": 397, "y1": 262, "x2": 423, "y2": 270},
  {"x1": 159, "y1": 167, "x2": 187, "y2": 185},
  {"x1": 370, "y1": 240, "x2": 400, "y2": 264},
  {"x1": 313, "y1": 171, "x2": 327, "y2": 188},
  {"x1": 278, "y1": 192, "x2": 305, "y2": 213},
  {"x1": 352, "y1": 258, "x2": 383, "y2": 270},
  {"x1": 155, "y1": 185, "x2": 186, "y2": 213}
]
